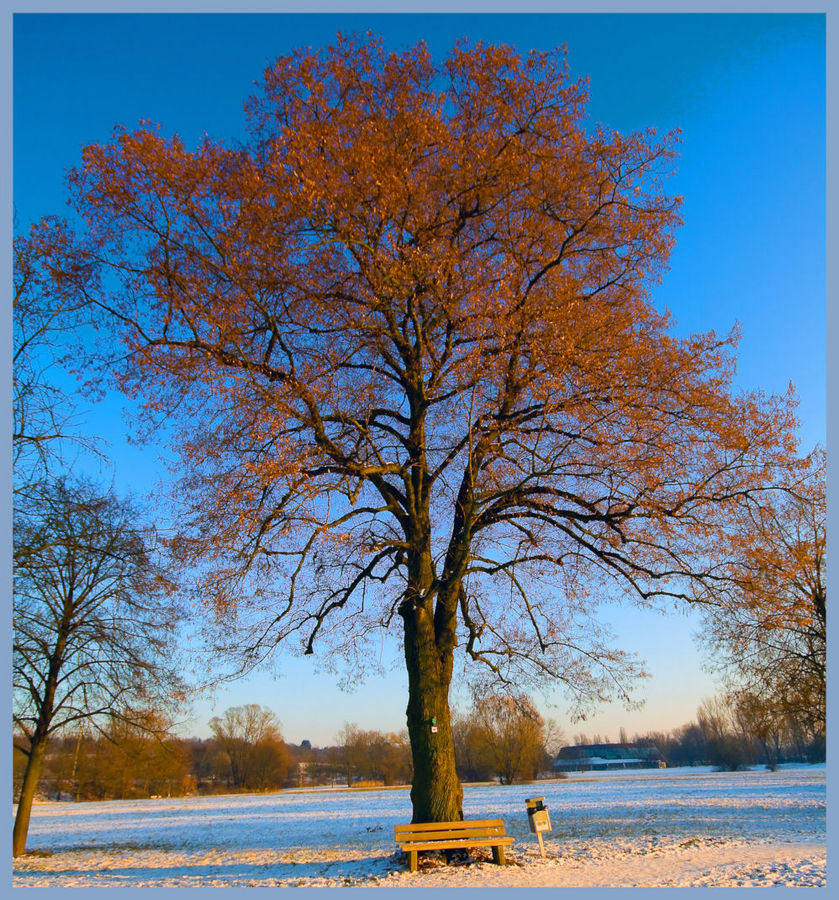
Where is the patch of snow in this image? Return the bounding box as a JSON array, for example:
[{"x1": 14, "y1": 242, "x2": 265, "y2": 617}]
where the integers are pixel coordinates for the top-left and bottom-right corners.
[{"x1": 12, "y1": 765, "x2": 825, "y2": 887}]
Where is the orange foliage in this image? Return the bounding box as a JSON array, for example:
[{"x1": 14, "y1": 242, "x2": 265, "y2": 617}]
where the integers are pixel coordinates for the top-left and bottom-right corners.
[{"x1": 40, "y1": 35, "x2": 799, "y2": 716}]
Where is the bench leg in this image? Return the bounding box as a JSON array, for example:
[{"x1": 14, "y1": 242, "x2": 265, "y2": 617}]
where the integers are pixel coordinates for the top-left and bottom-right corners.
[
  {"x1": 492, "y1": 844, "x2": 506, "y2": 866},
  {"x1": 409, "y1": 849, "x2": 418, "y2": 873}
]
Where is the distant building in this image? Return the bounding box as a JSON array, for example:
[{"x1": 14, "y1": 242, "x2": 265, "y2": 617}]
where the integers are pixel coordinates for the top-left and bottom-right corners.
[{"x1": 554, "y1": 742, "x2": 666, "y2": 772}]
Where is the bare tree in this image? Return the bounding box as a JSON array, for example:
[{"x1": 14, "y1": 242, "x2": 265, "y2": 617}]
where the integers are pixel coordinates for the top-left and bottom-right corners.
[
  {"x1": 372, "y1": 731, "x2": 413, "y2": 785},
  {"x1": 697, "y1": 449, "x2": 826, "y2": 748},
  {"x1": 86, "y1": 710, "x2": 190, "y2": 800},
  {"x1": 727, "y1": 689, "x2": 786, "y2": 771},
  {"x1": 542, "y1": 718, "x2": 567, "y2": 757},
  {"x1": 696, "y1": 696, "x2": 752, "y2": 771},
  {"x1": 334, "y1": 722, "x2": 367, "y2": 787},
  {"x1": 452, "y1": 710, "x2": 494, "y2": 783},
  {"x1": 208, "y1": 704, "x2": 289, "y2": 790},
  {"x1": 460, "y1": 690, "x2": 546, "y2": 784},
  {"x1": 13, "y1": 477, "x2": 185, "y2": 855}
]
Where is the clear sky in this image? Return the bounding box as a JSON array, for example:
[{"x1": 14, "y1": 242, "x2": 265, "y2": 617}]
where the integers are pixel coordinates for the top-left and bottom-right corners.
[{"x1": 13, "y1": 12, "x2": 825, "y2": 746}]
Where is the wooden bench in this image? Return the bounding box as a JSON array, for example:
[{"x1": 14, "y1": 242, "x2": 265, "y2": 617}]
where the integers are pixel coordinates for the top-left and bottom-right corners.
[{"x1": 394, "y1": 819, "x2": 514, "y2": 872}]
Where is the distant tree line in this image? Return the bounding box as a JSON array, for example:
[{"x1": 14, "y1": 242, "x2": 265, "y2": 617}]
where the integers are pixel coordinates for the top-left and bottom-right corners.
[
  {"x1": 12, "y1": 692, "x2": 560, "y2": 803},
  {"x1": 15, "y1": 674, "x2": 826, "y2": 806},
  {"x1": 12, "y1": 705, "x2": 290, "y2": 802},
  {"x1": 12, "y1": 705, "x2": 418, "y2": 802},
  {"x1": 573, "y1": 690, "x2": 824, "y2": 772}
]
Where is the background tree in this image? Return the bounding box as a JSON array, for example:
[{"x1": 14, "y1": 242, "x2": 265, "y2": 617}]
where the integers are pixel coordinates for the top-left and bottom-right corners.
[
  {"x1": 332, "y1": 725, "x2": 413, "y2": 786},
  {"x1": 12, "y1": 477, "x2": 185, "y2": 855},
  {"x1": 540, "y1": 717, "x2": 568, "y2": 772},
  {"x1": 452, "y1": 710, "x2": 494, "y2": 782},
  {"x1": 334, "y1": 722, "x2": 367, "y2": 787},
  {"x1": 697, "y1": 449, "x2": 826, "y2": 755},
  {"x1": 85, "y1": 710, "x2": 190, "y2": 799},
  {"x1": 457, "y1": 691, "x2": 546, "y2": 784},
  {"x1": 666, "y1": 723, "x2": 710, "y2": 767},
  {"x1": 46, "y1": 35, "x2": 798, "y2": 825},
  {"x1": 13, "y1": 721, "x2": 192, "y2": 803},
  {"x1": 726, "y1": 689, "x2": 786, "y2": 771},
  {"x1": 208, "y1": 704, "x2": 289, "y2": 790},
  {"x1": 298, "y1": 743, "x2": 341, "y2": 787},
  {"x1": 359, "y1": 729, "x2": 413, "y2": 785},
  {"x1": 696, "y1": 696, "x2": 753, "y2": 771}
]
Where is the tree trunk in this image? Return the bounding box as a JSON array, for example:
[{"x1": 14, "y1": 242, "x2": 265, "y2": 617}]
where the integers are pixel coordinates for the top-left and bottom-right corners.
[
  {"x1": 71, "y1": 728, "x2": 83, "y2": 801},
  {"x1": 13, "y1": 733, "x2": 48, "y2": 857},
  {"x1": 401, "y1": 600, "x2": 463, "y2": 823},
  {"x1": 14, "y1": 642, "x2": 62, "y2": 857}
]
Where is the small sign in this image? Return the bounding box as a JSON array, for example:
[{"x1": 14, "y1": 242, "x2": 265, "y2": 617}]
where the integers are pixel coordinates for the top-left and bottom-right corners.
[
  {"x1": 430, "y1": 726, "x2": 438, "y2": 733},
  {"x1": 533, "y1": 813, "x2": 550, "y2": 832},
  {"x1": 529, "y1": 808, "x2": 551, "y2": 833}
]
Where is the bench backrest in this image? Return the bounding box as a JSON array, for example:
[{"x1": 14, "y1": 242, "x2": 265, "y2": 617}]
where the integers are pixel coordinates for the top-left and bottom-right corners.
[{"x1": 395, "y1": 819, "x2": 507, "y2": 843}]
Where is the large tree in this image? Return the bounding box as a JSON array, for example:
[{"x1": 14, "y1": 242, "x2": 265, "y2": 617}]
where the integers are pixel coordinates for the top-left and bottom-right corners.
[
  {"x1": 41, "y1": 36, "x2": 797, "y2": 824},
  {"x1": 12, "y1": 478, "x2": 184, "y2": 855}
]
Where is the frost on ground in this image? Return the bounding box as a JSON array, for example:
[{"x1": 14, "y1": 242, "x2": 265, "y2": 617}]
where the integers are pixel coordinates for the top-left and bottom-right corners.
[
  {"x1": 12, "y1": 836, "x2": 826, "y2": 888},
  {"x1": 12, "y1": 764, "x2": 826, "y2": 888}
]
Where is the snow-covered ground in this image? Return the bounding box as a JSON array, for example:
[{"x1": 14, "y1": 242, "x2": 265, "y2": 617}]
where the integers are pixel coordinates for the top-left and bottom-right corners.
[{"x1": 13, "y1": 764, "x2": 826, "y2": 887}]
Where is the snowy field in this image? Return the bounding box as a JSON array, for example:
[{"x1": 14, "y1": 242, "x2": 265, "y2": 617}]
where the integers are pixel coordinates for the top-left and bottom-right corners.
[{"x1": 13, "y1": 764, "x2": 826, "y2": 887}]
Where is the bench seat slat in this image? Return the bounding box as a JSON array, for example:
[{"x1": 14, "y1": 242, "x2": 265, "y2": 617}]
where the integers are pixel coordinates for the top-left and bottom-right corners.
[
  {"x1": 395, "y1": 818, "x2": 504, "y2": 832},
  {"x1": 397, "y1": 827, "x2": 506, "y2": 841},
  {"x1": 398, "y1": 837, "x2": 514, "y2": 851}
]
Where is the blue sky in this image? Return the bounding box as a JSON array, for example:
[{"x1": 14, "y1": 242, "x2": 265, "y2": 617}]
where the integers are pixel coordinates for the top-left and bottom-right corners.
[{"x1": 13, "y1": 13, "x2": 825, "y2": 745}]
